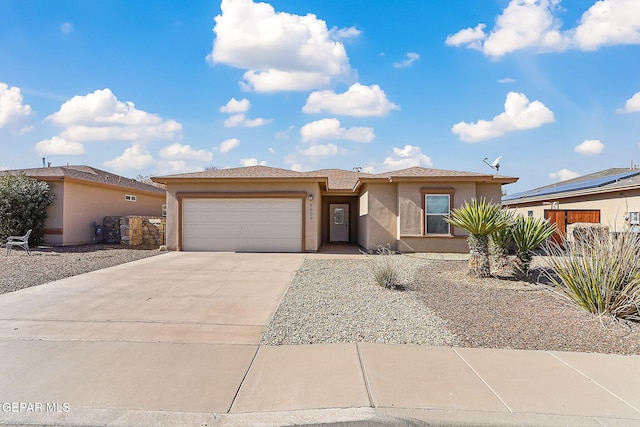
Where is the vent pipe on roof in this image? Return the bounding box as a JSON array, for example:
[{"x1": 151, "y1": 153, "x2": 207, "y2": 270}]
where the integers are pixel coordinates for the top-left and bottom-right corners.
[{"x1": 42, "y1": 157, "x2": 45, "y2": 167}]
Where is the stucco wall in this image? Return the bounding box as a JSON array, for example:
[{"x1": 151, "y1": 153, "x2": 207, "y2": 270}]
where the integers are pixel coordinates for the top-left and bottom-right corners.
[
  {"x1": 507, "y1": 189, "x2": 640, "y2": 233},
  {"x1": 59, "y1": 180, "x2": 165, "y2": 245},
  {"x1": 43, "y1": 181, "x2": 64, "y2": 245},
  {"x1": 164, "y1": 181, "x2": 321, "y2": 251},
  {"x1": 358, "y1": 183, "x2": 398, "y2": 251},
  {"x1": 476, "y1": 182, "x2": 503, "y2": 204},
  {"x1": 394, "y1": 181, "x2": 490, "y2": 253}
]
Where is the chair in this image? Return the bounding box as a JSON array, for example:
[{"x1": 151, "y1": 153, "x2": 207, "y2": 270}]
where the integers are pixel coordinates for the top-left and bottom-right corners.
[{"x1": 6, "y1": 229, "x2": 32, "y2": 256}]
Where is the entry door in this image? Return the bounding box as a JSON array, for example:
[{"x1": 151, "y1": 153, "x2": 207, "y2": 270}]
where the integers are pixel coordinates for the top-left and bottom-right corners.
[{"x1": 329, "y1": 203, "x2": 349, "y2": 242}]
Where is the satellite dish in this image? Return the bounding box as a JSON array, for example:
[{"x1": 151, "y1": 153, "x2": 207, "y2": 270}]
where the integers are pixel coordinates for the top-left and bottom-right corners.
[{"x1": 483, "y1": 156, "x2": 502, "y2": 174}]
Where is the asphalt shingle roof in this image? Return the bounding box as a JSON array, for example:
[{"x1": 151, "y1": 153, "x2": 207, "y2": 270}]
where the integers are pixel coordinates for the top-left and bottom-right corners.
[
  {"x1": 1, "y1": 165, "x2": 166, "y2": 195},
  {"x1": 154, "y1": 165, "x2": 516, "y2": 191}
]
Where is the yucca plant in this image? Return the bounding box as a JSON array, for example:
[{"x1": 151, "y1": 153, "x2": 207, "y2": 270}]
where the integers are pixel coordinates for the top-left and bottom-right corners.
[
  {"x1": 545, "y1": 230, "x2": 640, "y2": 321},
  {"x1": 446, "y1": 197, "x2": 510, "y2": 278},
  {"x1": 490, "y1": 210, "x2": 515, "y2": 270},
  {"x1": 510, "y1": 215, "x2": 555, "y2": 274}
]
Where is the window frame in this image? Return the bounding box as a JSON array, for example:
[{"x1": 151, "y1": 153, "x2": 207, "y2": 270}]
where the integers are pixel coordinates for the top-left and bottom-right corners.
[{"x1": 421, "y1": 189, "x2": 454, "y2": 236}]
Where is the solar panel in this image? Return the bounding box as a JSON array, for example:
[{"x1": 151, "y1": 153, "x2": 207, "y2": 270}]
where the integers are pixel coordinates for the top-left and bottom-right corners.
[{"x1": 504, "y1": 170, "x2": 640, "y2": 202}]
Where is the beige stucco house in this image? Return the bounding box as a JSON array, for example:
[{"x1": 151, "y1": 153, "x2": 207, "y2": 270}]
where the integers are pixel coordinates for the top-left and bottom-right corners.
[
  {"x1": 503, "y1": 167, "x2": 640, "y2": 242},
  {"x1": 153, "y1": 165, "x2": 517, "y2": 253},
  {"x1": 1, "y1": 165, "x2": 166, "y2": 245}
]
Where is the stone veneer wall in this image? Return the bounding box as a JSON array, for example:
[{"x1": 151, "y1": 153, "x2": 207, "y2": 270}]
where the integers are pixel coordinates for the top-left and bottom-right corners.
[
  {"x1": 103, "y1": 216, "x2": 121, "y2": 243},
  {"x1": 103, "y1": 216, "x2": 165, "y2": 246}
]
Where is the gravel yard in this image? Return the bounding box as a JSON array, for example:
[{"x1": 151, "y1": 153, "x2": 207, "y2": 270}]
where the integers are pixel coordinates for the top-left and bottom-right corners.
[
  {"x1": 3, "y1": 246, "x2": 639, "y2": 355},
  {"x1": 0, "y1": 244, "x2": 163, "y2": 295},
  {"x1": 261, "y1": 257, "x2": 456, "y2": 346},
  {"x1": 262, "y1": 255, "x2": 640, "y2": 355}
]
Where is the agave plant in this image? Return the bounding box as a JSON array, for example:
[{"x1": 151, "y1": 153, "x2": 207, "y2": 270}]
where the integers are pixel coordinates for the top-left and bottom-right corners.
[
  {"x1": 510, "y1": 215, "x2": 556, "y2": 274},
  {"x1": 446, "y1": 197, "x2": 510, "y2": 278}
]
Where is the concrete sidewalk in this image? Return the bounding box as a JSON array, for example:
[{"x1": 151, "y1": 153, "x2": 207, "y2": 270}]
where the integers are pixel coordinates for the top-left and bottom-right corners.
[{"x1": 0, "y1": 252, "x2": 639, "y2": 426}]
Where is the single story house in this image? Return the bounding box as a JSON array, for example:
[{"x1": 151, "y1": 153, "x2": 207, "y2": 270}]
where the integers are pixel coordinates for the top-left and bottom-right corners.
[
  {"x1": 503, "y1": 167, "x2": 640, "y2": 242},
  {"x1": 152, "y1": 165, "x2": 517, "y2": 253},
  {"x1": 1, "y1": 165, "x2": 166, "y2": 245}
]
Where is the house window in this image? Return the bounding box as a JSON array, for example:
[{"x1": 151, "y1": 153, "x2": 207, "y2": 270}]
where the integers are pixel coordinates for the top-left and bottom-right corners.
[
  {"x1": 528, "y1": 210, "x2": 534, "y2": 218},
  {"x1": 125, "y1": 194, "x2": 137, "y2": 202},
  {"x1": 424, "y1": 194, "x2": 450, "y2": 235}
]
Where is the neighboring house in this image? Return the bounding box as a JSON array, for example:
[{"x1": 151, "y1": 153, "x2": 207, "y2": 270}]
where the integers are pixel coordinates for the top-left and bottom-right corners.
[
  {"x1": 503, "y1": 167, "x2": 640, "y2": 242},
  {"x1": 0, "y1": 165, "x2": 166, "y2": 245},
  {"x1": 152, "y1": 165, "x2": 517, "y2": 253}
]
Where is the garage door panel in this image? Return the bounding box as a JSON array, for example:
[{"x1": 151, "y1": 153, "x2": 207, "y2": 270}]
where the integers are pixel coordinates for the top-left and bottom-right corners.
[{"x1": 182, "y1": 198, "x2": 302, "y2": 252}]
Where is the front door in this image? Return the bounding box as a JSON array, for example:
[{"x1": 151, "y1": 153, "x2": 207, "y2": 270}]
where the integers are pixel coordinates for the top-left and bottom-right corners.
[{"x1": 329, "y1": 203, "x2": 349, "y2": 242}]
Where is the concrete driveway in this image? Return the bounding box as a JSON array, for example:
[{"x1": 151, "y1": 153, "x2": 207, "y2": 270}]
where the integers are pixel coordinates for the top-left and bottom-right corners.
[
  {"x1": 2, "y1": 251, "x2": 640, "y2": 426},
  {"x1": 0, "y1": 252, "x2": 306, "y2": 425}
]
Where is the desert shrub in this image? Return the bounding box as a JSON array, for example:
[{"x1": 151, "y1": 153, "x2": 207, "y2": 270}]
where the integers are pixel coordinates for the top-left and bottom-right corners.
[
  {"x1": 446, "y1": 198, "x2": 511, "y2": 278},
  {"x1": 363, "y1": 245, "x2": 403, "y2": 289},
  {"x1": 0, "y1": 173, "x2": 54, "y2": 244},
  {"x1": 510, "y1": 215, "x2": 556, "y2": 274},
  {"x1": 544, "y1": 229, "x2": 640, "y2": 321}
]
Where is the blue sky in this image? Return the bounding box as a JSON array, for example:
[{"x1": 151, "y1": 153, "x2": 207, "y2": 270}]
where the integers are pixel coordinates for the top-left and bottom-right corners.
[{"x1": 1, "y1": 0, "x2": 639, "y2": 193}]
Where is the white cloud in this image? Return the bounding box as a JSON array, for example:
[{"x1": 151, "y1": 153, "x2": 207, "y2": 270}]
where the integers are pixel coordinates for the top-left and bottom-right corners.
[
  {"x1": 0, "y1": 82, "x2": 32, "y2": 128},
  {"x1": 223, "y1": 113, "x2": 272, "y2": 127},
  {"x1": 498, "y1": 77, "x2": 516, "y2": 83},
  {"x1": 573, "y1": 0, "x2": 640, "y2": 50},
  {"x1": 240, "y1": 158, "x2": 266, "y2": 167},
  {"x1": 451, "y1": 92, "x2": 555, "y2": 142},
  {"x1": 275, "y1": 125, "x2": 295, "y2": 139},
  {"x1": 268, "y1": 147, "x2": 275, "y2": 154},
  {"x1": 48, "y1": 88, "x2": 182, "y2": 142},
  {"x1": 331, "y1": 26, "x2": 361, "y2": 39},
  {"x1": 620, "y1": 91, "x2": 640, "y2": 113},
  {"x1": 103, "y1": 143, "x2": 155, "y2": 172},
  {"x1": 223, "y1": 114, "x2": 246, "y2": 127},
  {"x1": 300, "y1": 118, "x2": 375, "y2": 143},
  {"x1": 219, "y1": 97, "x2": 271, "y2": 127},
  {"x1": 382, "y1": 145, "x2": 433, "y2": 170},
  {"x1": 209, "y1": 0, "x2": 354, "y2": 92},
  {"x1": 393, "y1": 52, "x2": 420, "y2": 68},
  {"x1": 240, "y1": 69, "x2": 332, "y2": 93},
  {"x1": 219, "y1": 97, "x2": 250, "y2": 114},
  {"x1": 299, "y1": 143, "x2": 340, "y2": 157},
  {"x1": 303, "y1": 83, "x2": 399, "y2": 117},
  {"x1": 447, "y1": 0, "x2": 640, "y2": 58},
  {"x1": 61, "y1": 22, "x2": 73, "y2": 35},
  {"x1": 35, "y1": 136, "x2": 85, "y2": 155},
  {"x1": 549, "y1": 168, "x2": 580, "y2": 181},
  {"x1": 219, "y1": 138, "x2": 240, "y2": 153},
  {"x1": 574, "y1": 139, "x2": 604, "y2": 155},
  {"x1": 159, "y1": 143, "x2": 213, "y2": 162},
  {"x1": 445, "y1": 23, "x2": 487, "y2": 49},
  {"x1": 155, "y1": 160, "x2": 203, "y2": 176}
]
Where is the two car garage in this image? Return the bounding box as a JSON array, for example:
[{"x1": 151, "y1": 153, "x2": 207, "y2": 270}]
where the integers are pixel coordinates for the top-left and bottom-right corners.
[{"x1": 181, "y1": 198, "x2": 304, "y2": 252}]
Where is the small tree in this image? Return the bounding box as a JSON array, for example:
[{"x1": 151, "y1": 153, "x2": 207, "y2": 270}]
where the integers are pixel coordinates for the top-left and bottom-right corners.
[
  {"x1": 0, "y1": 173, "x2": 54, "y2": 244},
  {"x1": 446, "y1": 197, "x2": 510, "y2": 278}
]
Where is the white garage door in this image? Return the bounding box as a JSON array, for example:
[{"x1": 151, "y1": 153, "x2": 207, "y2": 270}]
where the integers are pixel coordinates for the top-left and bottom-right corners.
[{"x1": 182, "y1": 198, "x2": 303, "y2": 252}]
